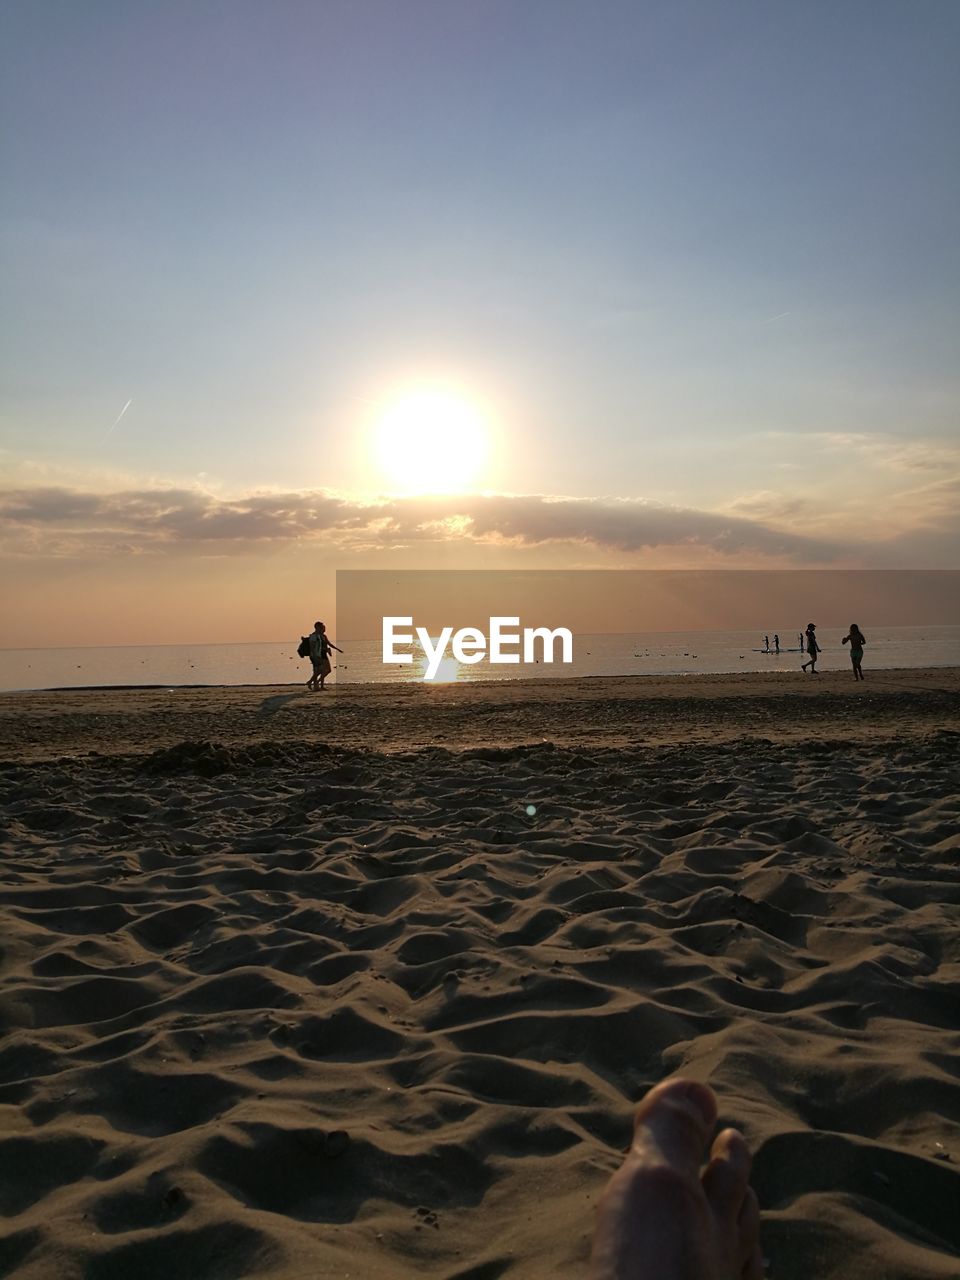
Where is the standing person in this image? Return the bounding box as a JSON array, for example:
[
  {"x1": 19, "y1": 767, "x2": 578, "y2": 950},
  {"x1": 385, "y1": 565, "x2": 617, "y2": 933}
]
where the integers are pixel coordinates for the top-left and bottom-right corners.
[
  {"x1": 800, "y1": 623, "x2": 820, "y2": 673},
  {"x1": 773, "y1": 634, "x2": 780, "y2": 653},
  {"x1": 763, "y1": 635, "x2": 769, "y2": 652},
  {"x1": 307, "y1": 621, "x2": 342, "y2": 691},
  {"x1": 842, "y1": 623, "x2": 866, "y2": 681},
  {"x1": 798, "y1": 632, "x2": 804, "y2": 651}
]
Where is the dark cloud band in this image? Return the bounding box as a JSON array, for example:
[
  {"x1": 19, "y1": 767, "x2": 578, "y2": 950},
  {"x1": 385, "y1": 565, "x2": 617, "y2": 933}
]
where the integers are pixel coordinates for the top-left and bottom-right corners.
[{"x1": 0, "y1": 485, "x2": 838, "y2": 560}]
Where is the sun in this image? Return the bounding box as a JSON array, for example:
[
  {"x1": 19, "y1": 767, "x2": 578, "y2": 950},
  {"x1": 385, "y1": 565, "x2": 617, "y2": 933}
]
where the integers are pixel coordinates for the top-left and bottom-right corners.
[{"x1": 372, "y1": 388, "x2": 490, "y2": 493}]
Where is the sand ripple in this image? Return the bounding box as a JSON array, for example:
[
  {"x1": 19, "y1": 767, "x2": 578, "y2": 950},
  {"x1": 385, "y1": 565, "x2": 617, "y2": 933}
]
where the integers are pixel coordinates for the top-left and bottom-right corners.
[{"x1": 1, "y1": 734, "x2": 959, "y2": 1278}]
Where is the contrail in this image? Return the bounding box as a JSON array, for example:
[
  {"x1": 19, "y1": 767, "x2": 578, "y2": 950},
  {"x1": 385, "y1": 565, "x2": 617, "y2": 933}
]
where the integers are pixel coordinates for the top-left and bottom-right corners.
[
  {"x1": 102, "y1": 398, "x2": 133, "y2": 441},
  {"x1": 760, "y1": 311, "x2": 791, "y2": 325}
]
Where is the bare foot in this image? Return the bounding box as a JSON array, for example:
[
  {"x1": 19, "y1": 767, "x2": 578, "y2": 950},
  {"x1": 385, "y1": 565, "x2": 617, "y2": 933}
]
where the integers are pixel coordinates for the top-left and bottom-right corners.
[{"x1": 590, "y1": 1078, "x2": 762, "y2": 1280}]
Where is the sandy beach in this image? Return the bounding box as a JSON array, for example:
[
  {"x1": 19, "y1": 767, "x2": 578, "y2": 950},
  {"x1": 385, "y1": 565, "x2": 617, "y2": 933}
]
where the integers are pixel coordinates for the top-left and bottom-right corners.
[{"x1": 1, "y1": 670, "x2": 959, "y2": 1279}]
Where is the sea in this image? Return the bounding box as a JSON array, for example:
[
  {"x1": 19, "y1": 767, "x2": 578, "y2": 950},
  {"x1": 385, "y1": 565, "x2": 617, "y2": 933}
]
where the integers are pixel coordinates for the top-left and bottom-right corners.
[{"x1": 1, "y1": 625, "x2": 958, "y2": 692}]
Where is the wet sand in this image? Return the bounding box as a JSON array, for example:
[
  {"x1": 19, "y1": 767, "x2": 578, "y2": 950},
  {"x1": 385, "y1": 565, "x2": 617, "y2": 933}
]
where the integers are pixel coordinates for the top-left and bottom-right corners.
[
  {"x1": 3, "y1": 665, "x2": 959, "y2": 762},
  {"x1": 0, "y1": 671, "x2": 958, "y2": 1278}
]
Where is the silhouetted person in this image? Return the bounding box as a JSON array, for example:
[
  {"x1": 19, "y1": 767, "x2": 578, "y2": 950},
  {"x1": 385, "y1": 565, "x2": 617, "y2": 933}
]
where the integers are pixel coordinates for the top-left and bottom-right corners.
[
  {"x1": 800, "y1": 623, "x2": 820, "y2": 673},
  {"x1": 591, "y1": 1077, "x2": 762, "y2": 1280},
  {"x1": 773, "y1": 634, "x2": 780, "y2": 653},
  {"x1": 307, "y1": 620, "x2": 342, "y2": 691},
  {"x1": 842, "y1": 623, "x2": 866, "y2": 681},
  {"x1": 798, "y1": 632, "x2": 804, "y2": 650},
  {"x1": 763, "y1": 635, "x2": 769, "y2": 652}
]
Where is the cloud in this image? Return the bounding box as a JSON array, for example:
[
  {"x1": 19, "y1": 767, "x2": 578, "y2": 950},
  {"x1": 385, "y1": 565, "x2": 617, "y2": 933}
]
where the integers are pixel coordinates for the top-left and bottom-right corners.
[
  {"x1": 0, "y1": 484, "x2": 843, "y2": 562},
  {"x1": 756, "y1": 430, "x2": 960, "y2": 476},
  {"x1": 721, "y1": 491, "x2": 809, "y2": 521},
  {"x1": 429, "y1": 494, "x2": 829, "y2": 557},
  {"x1": 735, "y1": 431, "x2": 960, "y2": 550}
]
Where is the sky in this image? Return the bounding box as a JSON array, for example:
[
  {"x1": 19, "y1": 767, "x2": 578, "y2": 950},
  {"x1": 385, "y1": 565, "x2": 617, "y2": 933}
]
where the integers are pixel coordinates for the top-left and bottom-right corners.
[{"x1": 1, "y1": 0, "x2": 958, "y2": 645}]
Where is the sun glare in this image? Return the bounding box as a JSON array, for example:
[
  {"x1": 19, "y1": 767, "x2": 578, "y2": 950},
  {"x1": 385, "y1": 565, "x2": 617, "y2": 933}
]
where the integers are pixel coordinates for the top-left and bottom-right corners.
[
  {"x1": 419, "y1": 653, "x2": 462, "y2": 683},
  {"x1": 372, "y1": 389, "x2": 490, "y2": 493}
]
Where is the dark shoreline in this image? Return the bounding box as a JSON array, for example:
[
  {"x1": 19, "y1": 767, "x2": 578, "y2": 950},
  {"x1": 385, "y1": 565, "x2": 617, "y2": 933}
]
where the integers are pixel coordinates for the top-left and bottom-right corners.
[
  {"x1": 4, "y1": 661, "x2": 959, "y2": 696},
  {"x1": 3, "y1": 668, "x2": 959, "y2": 764}
]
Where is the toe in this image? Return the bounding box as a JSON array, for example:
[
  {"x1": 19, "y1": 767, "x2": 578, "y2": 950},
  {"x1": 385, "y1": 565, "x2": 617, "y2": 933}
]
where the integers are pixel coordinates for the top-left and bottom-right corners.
[
  {"x1": 701, "y1": 1127, "x2": 752, "y2": 1220},
  {"x1": 737, "y1": 1185, "x2": 760, "y2": 1269},
  {"x1": 630, "y1": 1078, "x2": 717, "y2": 1180},
  {"x1": 592, "y1": 1080, "x2": 719, "y2": 1279},
  {"x1": 742, "y1": 1240, "x2": 764, "y2": 1280}
]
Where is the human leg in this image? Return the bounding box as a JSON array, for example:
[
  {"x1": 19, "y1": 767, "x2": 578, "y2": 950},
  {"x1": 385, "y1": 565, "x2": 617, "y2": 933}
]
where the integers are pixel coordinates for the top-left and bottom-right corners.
[{"x1": 591, "y1": 1078, "x2": 762, "y2": 1280}]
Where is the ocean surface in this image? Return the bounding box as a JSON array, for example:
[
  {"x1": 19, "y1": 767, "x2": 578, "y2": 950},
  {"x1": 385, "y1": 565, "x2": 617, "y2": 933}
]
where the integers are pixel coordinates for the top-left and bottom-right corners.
[{"x1": 1, "y1": 625, "x2": 958, "y2": 692}]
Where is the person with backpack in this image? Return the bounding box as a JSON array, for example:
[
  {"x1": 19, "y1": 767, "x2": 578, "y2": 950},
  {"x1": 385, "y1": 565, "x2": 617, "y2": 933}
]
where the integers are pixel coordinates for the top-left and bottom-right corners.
[{"x1": 305, "y1": 621, "x2": 341, "y2": 691}]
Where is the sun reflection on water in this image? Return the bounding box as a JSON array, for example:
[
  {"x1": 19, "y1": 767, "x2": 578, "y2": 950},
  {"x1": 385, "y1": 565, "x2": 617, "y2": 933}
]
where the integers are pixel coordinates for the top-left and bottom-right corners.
[{"x1": 416, "y1": 649, "x2": 464, "y2": 683}]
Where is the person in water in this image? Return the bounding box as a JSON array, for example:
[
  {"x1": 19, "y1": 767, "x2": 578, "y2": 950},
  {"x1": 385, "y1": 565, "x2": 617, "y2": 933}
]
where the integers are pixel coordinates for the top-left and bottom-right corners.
[
  {"x1": 800, "y1": 623, "x2": 820, "y2": 673},
  {"x1": 591, "y1": 1077, "x2": 762, "y2": 1280},
  {"x1": 842, "y1": 623, "x2": 866, "y2": 681},
  {"x1": 307, "y1": 620, "x2": 342, "y2": 691},
  {"x1": 773, "y1": 634, "x2": 780, "y2": 653}
]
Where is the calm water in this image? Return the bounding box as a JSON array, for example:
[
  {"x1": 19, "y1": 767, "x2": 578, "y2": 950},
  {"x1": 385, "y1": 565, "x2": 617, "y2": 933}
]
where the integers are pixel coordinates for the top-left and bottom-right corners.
[{"x1": 1, "y1": 626, "x2": 958, "y2": 692}]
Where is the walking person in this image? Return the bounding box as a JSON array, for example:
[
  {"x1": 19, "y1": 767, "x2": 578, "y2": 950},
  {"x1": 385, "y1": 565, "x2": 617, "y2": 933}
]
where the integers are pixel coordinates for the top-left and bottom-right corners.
[
  {"x1": 800, "y1": 623, "x2": 820, "y2": 673},
  {"x1": 842, "y1": 623, "x2": 866, "y2": 681},
  {"x1": 307, "y1": 621, "x2": 342, "y2": 691}
]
